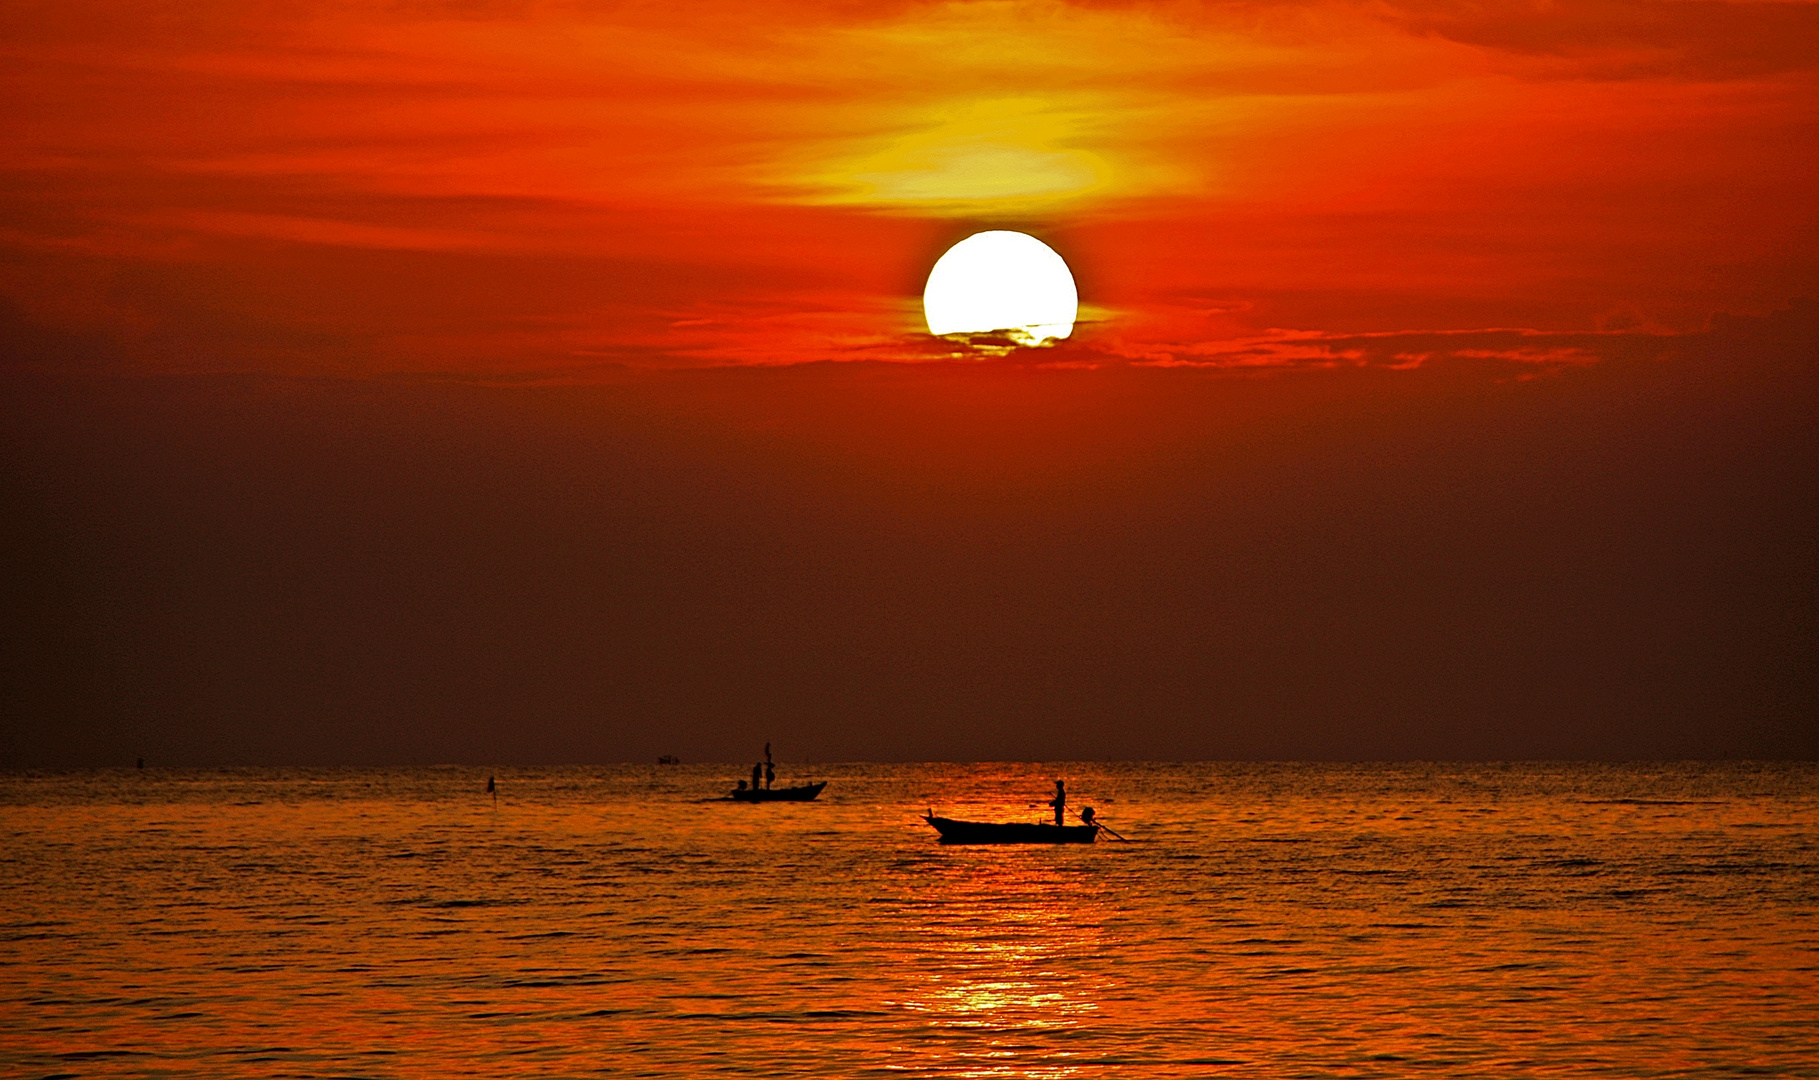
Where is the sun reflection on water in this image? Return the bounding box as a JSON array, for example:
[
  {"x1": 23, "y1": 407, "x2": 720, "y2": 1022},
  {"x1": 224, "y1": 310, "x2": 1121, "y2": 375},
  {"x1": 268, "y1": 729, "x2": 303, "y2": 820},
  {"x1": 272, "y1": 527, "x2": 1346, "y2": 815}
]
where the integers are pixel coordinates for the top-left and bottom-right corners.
[{"x1": 884, "y1": 847, "x2": 1121, "y2": 1078}]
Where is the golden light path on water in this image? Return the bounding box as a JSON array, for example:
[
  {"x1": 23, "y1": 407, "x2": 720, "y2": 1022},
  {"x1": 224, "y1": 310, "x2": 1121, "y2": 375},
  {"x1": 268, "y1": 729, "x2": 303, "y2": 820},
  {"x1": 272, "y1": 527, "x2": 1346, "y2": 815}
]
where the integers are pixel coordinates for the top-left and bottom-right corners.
[
  {"x1": 891, "y1": 859, "x2": 1112, "y2": 1076},
  {"x1": 3, "y1": 763, "x2": 1816, "y2": 1078}
]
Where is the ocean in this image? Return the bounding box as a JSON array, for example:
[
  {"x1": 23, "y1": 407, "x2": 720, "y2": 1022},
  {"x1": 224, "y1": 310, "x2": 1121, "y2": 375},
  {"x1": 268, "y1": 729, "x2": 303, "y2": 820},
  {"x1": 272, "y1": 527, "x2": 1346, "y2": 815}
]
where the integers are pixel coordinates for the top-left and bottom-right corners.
[{"x1": 3, "y1": 762, "x2": 1815, "y2": 1078}]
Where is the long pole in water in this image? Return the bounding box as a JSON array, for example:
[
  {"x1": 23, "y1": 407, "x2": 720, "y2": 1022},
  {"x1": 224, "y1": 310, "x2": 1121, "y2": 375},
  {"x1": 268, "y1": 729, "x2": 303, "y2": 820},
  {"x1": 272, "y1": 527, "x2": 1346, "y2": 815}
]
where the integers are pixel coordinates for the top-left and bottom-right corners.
[
  {"x1": 1073, "y1": 808, "x2": 1129, "y2": 841},
  {"x1": 1027, "y1": 801, "x2": 1131, "y2": 841}
]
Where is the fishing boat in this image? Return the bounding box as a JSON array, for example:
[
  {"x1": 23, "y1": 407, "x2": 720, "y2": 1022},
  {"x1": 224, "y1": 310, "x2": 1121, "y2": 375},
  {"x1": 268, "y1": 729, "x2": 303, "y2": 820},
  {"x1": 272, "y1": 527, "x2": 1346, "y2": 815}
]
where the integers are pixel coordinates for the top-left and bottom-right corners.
[
  {"x1": 728, "y1": 780, "x2": 827, "y2": 802},
  {"x1": 923, "y1": 812, "x2": 1099, "y2": 844}
]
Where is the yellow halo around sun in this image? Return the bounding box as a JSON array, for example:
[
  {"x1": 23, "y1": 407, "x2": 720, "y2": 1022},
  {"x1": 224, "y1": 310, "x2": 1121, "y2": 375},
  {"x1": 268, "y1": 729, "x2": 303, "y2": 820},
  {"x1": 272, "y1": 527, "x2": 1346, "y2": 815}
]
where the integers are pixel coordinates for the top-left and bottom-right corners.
[{"x1": 923, "y1": 231, "x2": 1078, "y2": 346}]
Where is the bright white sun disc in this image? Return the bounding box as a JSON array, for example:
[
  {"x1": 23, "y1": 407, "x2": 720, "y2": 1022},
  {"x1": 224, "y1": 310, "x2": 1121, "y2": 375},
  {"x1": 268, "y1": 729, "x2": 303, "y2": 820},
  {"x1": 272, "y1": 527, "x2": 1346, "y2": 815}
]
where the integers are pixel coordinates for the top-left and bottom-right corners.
[{"x1": 923, "y1": 231, "x2": 1077, "y2": 345}]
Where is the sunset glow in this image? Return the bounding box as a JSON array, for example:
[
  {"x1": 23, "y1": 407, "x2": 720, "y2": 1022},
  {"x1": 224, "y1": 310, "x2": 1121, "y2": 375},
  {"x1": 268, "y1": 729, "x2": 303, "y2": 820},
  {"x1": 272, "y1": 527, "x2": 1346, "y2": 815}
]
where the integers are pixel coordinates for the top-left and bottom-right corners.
[
  {"x1": 3, "y1": 1, "x2": 1814, "y2": 763},
  {"x1": 1, "y1": 0, "x2": 1811, "y2": 376}
]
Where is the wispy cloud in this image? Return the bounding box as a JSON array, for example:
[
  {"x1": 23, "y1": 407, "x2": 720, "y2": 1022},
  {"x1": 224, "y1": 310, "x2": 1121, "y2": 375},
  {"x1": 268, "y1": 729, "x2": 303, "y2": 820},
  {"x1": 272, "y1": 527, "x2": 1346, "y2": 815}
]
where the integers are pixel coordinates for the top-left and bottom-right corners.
[{"x1": 1098, "y1": 326, "x2": 1679, "y2": 373}]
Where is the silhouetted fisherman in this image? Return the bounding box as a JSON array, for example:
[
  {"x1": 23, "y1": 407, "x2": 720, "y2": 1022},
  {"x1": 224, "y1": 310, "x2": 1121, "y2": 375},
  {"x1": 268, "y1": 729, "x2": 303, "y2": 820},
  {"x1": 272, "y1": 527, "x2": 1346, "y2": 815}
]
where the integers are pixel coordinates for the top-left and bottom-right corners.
[
  {"x1": 1049, "y1": 779, "x2": 1066, "y2": 826},
  {"x1": 487, "y1": 774, "x2": 496, "y2": 806},
  {"x1": 765, "y1": 761, "x2": 775, "y2": 789},
  {"x1": 752, "y1": 762, "x2": 763, "y2": 790}
]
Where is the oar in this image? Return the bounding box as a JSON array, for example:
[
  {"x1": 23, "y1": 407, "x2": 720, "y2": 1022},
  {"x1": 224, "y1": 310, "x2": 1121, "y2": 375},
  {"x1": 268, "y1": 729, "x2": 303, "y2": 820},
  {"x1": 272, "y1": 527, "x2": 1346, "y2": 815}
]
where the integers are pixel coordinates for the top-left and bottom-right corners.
[
  {"x1": 1071, "y1": 807, "x2": 1129, "y2": 841},
  {"x1": 1026, "y1": 801, "x2": 1130, "y2": 840}
]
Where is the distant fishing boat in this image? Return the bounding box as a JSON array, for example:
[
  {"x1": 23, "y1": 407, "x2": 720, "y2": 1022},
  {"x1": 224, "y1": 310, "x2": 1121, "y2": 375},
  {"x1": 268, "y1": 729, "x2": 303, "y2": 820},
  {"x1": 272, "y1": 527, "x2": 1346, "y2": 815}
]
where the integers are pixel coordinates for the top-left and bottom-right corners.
[
  {"x1": 727, "y1": 743, "x2": 824, "y2": 802},
  {"x1": 728, "y1": 780, "x2": 826, "y2": 802},
  {"x1": 922, "y1": 812, "x2": 1100, "y2": 844}
]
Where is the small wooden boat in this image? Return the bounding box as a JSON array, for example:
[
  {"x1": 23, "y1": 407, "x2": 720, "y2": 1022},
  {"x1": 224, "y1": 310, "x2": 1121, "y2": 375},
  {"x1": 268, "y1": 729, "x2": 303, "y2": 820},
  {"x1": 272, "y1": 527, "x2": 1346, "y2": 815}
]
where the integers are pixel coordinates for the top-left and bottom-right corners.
[
  {"x1": 923, "y1": 812, "x2": 1099, "y2": 844},
  {"x1": 728, "y1": 781, "x2": 827, "y2": 802}
]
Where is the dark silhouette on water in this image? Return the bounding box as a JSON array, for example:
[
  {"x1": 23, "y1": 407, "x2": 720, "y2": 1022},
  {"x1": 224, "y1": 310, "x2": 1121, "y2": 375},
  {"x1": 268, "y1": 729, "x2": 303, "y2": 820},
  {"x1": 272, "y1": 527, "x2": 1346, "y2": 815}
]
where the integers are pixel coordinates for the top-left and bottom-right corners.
[
  {"x1": 486, "y1": 774, "x2": 496, "y2": 806},
  {"x1": 729, "y1": 780, "x2": 827, "y2": 802},
  {"x1": 923, "y1": 810, "x2": 1099, "y2": 844},
  {"x1": 923, "y1": 781, "x2": 1126, "y2": 843},
  {"x1": 728, "y1": 746, "x2": 826, "y2": 801},
  {"x1": 1077, "y1": 806, "x2": 1128, "y2": 841}
]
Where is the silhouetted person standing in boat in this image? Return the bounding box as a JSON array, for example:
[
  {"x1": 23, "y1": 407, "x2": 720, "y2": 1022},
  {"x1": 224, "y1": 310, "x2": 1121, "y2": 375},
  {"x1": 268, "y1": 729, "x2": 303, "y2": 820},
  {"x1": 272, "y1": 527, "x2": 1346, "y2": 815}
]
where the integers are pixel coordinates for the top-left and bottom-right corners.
[
  {"x1": 1050, "y1": 779, "x2": 1066, "y2": 826},
  {"x1": 765, "y1": 761, "x2": 775, "y2": 789},
  {"x1": 752, "y1": 763, "x2": 763, "y2": 791}
]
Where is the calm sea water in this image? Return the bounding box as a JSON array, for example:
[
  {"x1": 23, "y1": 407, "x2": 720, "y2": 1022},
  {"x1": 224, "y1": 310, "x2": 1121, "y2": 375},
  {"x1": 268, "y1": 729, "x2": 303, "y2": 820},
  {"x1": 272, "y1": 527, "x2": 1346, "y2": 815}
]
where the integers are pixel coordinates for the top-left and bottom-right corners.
[{"x1": 2, "y1": 763, "x2": 1815, "y2": 1078}]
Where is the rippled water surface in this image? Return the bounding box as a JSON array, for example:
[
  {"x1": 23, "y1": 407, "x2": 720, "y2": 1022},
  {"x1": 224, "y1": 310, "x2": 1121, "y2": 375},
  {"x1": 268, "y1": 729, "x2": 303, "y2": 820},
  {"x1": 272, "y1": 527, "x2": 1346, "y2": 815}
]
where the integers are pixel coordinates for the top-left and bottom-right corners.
[{"x1": 3, "y1": 763, "x2": 1816, "y2": 1078}]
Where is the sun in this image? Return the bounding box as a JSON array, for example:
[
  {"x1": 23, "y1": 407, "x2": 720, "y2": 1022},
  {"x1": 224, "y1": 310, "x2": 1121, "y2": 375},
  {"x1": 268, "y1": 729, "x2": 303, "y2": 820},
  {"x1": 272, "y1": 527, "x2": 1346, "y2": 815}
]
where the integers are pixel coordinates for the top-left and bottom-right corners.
[{"x1": 923, "y1": 231, "x2": 1078, "y2": 346}]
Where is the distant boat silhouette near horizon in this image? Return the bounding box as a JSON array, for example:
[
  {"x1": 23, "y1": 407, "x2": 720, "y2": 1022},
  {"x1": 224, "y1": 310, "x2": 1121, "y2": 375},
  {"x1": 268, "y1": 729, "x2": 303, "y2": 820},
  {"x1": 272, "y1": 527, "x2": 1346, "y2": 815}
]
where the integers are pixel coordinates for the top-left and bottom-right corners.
[
  {"x1": 727, "y1": 780, "x2": 826, "y2": 802},
  {"x1": 726, "y1": 743, "x2": 824, "y2": 801}
]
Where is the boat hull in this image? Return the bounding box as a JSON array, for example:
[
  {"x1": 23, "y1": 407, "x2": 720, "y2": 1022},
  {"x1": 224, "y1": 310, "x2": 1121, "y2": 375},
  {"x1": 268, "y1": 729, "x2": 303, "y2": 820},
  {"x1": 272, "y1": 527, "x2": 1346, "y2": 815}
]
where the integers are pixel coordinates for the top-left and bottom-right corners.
[
  {"x1": 924, "y1": 814, "x2": 1099, "y2": 844},
  {"x1": 728, "y1": 781, "x2": 826, "y2": 802}
]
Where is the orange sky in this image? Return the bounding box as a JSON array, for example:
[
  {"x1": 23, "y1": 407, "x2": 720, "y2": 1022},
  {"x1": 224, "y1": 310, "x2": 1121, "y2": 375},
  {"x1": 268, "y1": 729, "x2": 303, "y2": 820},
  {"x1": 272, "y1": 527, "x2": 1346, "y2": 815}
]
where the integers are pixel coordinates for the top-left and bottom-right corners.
[
  {"x1": 3, "y1": 1, "x2": 1816, "y2": 764},
  {"x1": 3, "y1": 0, "x2": 1814, "y2": 376}
]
